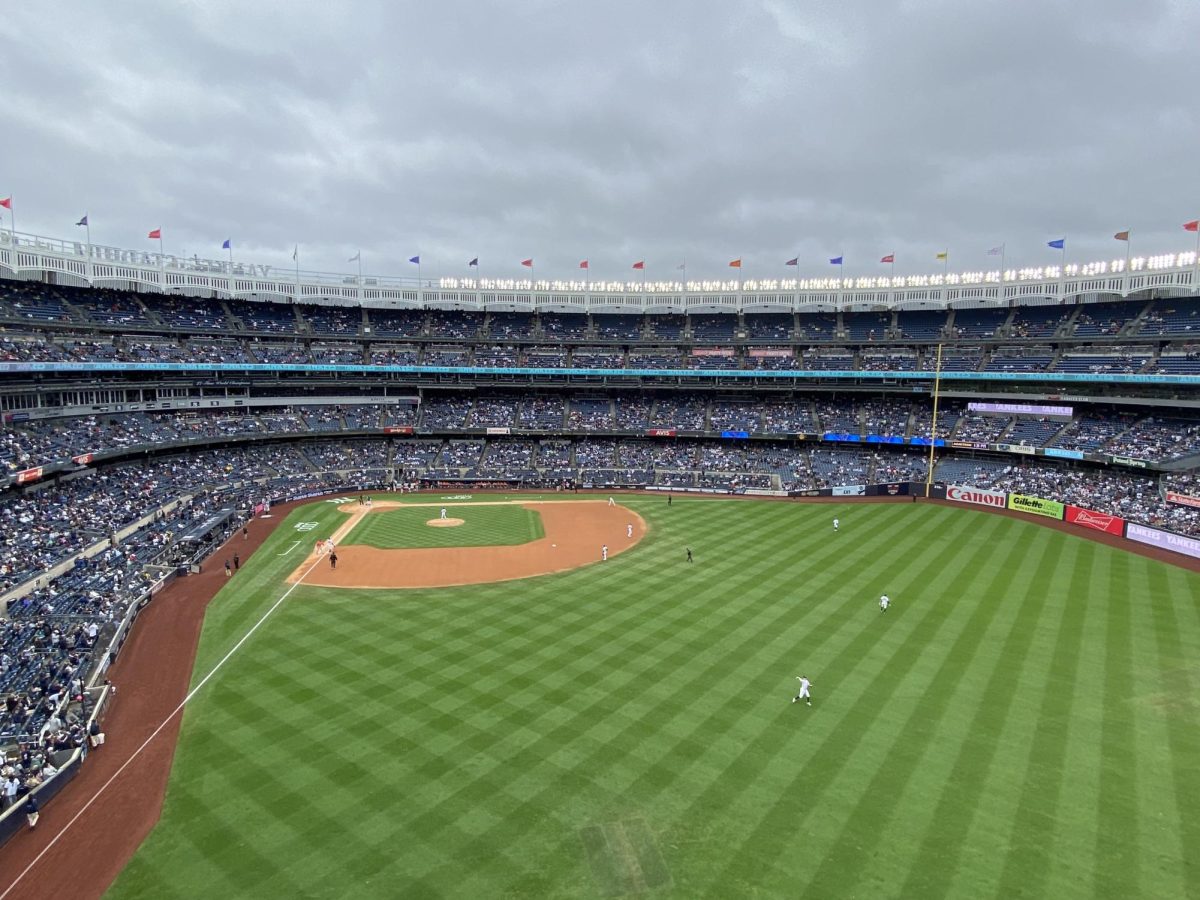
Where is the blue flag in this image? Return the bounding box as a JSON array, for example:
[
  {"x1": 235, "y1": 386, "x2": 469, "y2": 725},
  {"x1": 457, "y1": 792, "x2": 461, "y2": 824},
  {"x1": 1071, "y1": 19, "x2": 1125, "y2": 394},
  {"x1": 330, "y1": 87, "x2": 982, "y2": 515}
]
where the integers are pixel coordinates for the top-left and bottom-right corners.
[
  {"x1": 222, "y1": 239, "x2": 231, "y2": 250},
  {"x1": 829, "y1": 256, "x2": 843, "y2": 265},
  {"x1": 76, "y1": 215, "x2": 88, "y2": 227},
  {"x1": 468, "y1": 258, "x2": 478, "y2": 267},
  {"x1": 409, "y1": 255, "x2": 420, "y2": 265},
  {"x1": 1047, "y1": 238, "x2": 1065, "y2": 250}
]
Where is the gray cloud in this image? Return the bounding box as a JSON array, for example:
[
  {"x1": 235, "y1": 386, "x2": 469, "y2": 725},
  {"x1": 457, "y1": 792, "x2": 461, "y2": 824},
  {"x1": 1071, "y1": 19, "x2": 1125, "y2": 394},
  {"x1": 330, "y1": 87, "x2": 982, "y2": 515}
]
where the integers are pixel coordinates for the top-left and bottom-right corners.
[{"x1": 2, "y1": 0, "x2": 1198, "y2": 282}]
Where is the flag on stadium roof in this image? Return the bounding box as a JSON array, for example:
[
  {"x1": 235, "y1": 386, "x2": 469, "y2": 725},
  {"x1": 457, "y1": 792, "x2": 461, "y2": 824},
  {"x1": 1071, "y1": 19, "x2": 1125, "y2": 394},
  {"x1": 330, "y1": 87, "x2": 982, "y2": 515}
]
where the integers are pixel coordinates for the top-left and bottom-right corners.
[
  {"x1": 1185, "y1": 220, "x2": 1199, "y2": 232},
  {"x1": 729, "y1": 259, "x2": 742, "y2": 268},
  {"x1": 988, "y1": 245, "x2": 1003, "y2": 255},
  {"x1": 880, "y1": 254, "x2": 894, "y2": 264},
  {"x1": 0, "y1": 198, "x2": 10, "y2": 210},
  {"x1": 1047, "y1": 238, "x2": 1065, "y2": 249},
  {"x1": 468, "y1": 257, "x2": 478, "y2": 267},
  {"x1": 785, "y1": 257, "x2": 798, "y2": 266},
  {"x1": 1114, "y1": 230, "x2": 1130, "y2": 241},
  {"x1": 292, "y1": 245, "x2": 298, "y2": 261},
  {"x1": 408, "y1": 255, "x2": 420, "y2": 264},
  {"x1": 348, "y1": 251, "x2": 360, "y2": 262},
  {"x1": 521, "y1": 258, "x2": 533, "y2": 267},
  {"x1": 148, "y1": 228, "x2": 161, "y2": 239},
  {"x1": 223, "y1": 239, "x2": 232, "y2": 250},
  {"x1": 829, "y1": 256, "x2": 843, "y2": 265},
  {"x1": 579, "y1": 260, "x2": 589, "y2": 269},
  {"x1": 935, "y1": 251, "x2": 948, "y2": 261},
  {"x1": 632, "y1": 261, "x2": 644, "y2": 270},
  {"x1": 76, "y1": 215, "x2": 88, "y2": 227}
]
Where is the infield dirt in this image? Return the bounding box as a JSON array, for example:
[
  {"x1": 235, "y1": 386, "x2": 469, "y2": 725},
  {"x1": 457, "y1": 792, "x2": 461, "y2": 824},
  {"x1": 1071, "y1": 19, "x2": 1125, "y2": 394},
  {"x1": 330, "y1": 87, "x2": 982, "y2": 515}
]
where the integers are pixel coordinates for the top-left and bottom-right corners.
[{"x1": 289, "y1": 500, "x2": 647, "y2": 589}]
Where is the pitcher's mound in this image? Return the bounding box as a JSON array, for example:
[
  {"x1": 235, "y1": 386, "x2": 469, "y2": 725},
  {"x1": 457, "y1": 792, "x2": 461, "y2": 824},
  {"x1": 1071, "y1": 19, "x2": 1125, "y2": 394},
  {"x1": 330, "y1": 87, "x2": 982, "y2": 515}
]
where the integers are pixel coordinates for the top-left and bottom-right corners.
[{"x1": 427, "y1": 518, "x2": 465, "y2": 527}]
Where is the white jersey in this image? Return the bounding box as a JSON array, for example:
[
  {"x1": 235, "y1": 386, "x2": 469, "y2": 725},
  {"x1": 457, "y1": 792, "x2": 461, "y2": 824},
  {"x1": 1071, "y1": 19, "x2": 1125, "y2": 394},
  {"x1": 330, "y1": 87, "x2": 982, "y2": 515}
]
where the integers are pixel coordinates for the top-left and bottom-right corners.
[
  {"x1": 833, "y1": 519, "x2": 839, "y2": 529},
  {"x1": 880, "y1": 595, "x2": 890, "y2": 609},
  {"x1": 627, "y1": 524, "x2": 633, "y2": 537},
  {"x1": 797, "y1": 677, "x2": 811, "y2": 697}
]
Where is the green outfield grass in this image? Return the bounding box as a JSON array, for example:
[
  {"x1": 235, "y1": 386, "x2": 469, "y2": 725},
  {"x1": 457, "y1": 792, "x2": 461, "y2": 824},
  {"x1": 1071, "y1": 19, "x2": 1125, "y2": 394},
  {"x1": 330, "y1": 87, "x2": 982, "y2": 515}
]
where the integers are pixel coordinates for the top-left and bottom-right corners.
[
  {"x1": 343, "y1": 502, "x2": 544, "y2": 549},
  {"x1": 107, "y1": 498, "x2": 1200, "y2": 899}
]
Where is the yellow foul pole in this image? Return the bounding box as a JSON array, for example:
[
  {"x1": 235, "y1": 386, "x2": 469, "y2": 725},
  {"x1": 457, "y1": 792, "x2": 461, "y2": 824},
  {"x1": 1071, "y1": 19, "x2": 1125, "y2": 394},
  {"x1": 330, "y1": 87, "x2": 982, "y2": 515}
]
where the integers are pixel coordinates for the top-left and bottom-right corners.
[{"x1": 924, "y1": 342, "x2": 944, "y2": 498}]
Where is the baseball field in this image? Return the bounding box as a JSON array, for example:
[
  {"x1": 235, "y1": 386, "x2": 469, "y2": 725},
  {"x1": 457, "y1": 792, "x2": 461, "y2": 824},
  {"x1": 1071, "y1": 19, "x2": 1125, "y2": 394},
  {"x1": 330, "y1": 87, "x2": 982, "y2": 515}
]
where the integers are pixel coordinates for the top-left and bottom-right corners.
[{"x1": 96, "y1": 495, "x2": 1198, "y2": 898}]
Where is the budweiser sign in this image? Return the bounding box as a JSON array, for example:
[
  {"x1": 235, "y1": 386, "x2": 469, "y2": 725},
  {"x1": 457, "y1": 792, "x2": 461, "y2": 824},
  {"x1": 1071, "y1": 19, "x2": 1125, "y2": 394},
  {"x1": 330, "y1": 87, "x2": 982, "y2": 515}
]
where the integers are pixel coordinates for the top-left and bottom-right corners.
[
  {"x1": 946, "y1": 485, "x2": 1006, "y2": 508},
  {"x1": 1165, "y1": 491, "x2": 1200, "y2": 509},
  {"x1": 1065, "y1": 505, "x2": 1124, "y2": 536}
]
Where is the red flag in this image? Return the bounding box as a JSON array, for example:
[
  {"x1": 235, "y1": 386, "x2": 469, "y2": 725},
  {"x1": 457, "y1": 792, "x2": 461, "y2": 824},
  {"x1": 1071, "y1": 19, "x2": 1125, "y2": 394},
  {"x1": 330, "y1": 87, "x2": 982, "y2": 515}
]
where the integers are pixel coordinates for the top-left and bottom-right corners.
[
  {"x1": 785, "y1": 257, "x2": 798, "y2": 266},
  {"x1": 1113, "y1": 230, "x2": 1130, "y2": 241},
  {"x1": 148, "y1": 228, "x2": 162, "y2": 239},
  {"x1": 1185, "y1": 220, "x2": 1199, "y2": 232},
  {"x1": 880, "y1": 254, "x2": 895, "y2": 264},
  {"x1": 520, "y1": 258, "x2": 533, "y2": 267},
  {"x1": 632, "y1": 261, "x2": 644, "y2": 270},
  {"x1": 579, "y1": 260, "x2": 589, "y2": 269},
  {"x1": 0, "y1": 198, "x2": 10, "y2": 210},
  {"x1": 728, "y1": 259, "x2": 742, "y2": 268}
]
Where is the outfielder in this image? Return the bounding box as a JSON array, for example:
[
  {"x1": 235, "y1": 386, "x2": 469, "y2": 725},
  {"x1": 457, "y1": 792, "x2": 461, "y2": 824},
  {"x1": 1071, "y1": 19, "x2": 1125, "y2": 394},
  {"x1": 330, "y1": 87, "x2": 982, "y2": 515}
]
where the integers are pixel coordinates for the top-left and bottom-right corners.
[
  {"x1": 792, "y1": 676, "x2": 813, "y2": 706},
  {"x1": 880, "y1": 594, "x2": 890, "y2": 612}
]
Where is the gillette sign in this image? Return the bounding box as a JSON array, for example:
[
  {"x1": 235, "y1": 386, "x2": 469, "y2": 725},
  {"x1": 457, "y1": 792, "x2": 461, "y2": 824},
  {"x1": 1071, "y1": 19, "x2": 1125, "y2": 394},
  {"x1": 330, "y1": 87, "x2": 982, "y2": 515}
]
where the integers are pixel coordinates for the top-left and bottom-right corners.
[{"x1": 946, "y1": 485, "x2": 1006, "y2": 508}]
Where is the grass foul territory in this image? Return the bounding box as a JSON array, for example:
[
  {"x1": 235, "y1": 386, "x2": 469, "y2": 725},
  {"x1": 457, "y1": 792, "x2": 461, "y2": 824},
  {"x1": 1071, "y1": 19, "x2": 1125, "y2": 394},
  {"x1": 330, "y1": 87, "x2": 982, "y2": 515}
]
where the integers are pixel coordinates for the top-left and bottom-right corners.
[{"x1": 106, "y1": 497, "x2": 1200, "y2": 900}]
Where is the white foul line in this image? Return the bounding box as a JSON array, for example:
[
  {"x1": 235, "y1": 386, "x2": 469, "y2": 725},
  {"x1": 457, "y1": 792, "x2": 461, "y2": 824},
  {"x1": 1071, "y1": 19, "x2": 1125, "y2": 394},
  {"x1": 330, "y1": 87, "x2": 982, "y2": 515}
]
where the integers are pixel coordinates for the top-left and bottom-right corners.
[
  {"x1": 278, "y1": 540, "x2": 301, "y2": 556},
  {"x1": 0, "y1": 550, "x2": 331, "y2": 900}
]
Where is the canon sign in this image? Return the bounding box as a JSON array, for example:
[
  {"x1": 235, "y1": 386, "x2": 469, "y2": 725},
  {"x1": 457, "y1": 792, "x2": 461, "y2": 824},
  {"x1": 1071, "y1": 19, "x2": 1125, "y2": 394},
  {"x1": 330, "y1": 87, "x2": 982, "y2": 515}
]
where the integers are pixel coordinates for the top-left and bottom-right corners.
[{"x1": 946, "y1": 485, "x2": 1006, "y2": 508}]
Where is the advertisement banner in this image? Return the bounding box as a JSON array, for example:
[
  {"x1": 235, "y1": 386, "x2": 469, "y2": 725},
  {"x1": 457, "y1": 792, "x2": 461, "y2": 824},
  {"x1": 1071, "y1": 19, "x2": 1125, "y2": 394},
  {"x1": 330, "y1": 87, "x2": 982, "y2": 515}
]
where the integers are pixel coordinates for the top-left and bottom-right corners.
[
  {"x1": 1043, "y1": 447, "x2": 1085, "y2": 460},
  {"x1": 968, "y1": 402, "x2": 1073, "y2": 416},
  {"x1": 874, "y1": 482, "x2": 910, "y2": 496},
  {"x1": 71, "y1": 453, "x2": 94, "y2": 465},
  {"x1": 690, "y1": 348, "x2": 735, "y2": 357},
  {"x1": 1064, "y1": 505, "x2": 1124, "y2": 535},
  {"x1": 383, "y1": 426, "x2": 414, "y2": 435},
  {"x1": 720, "y1": 430, "x2": 750, "y2": 438},
  {"x1": 744, "y1": 488, "x2": 789, "y2": 497},
  {"x1": 832, "y1": 485, "x2": 866, "y2": 496},
  {"x1": 946, "y1": 485, "x2": 1006, "y2": 508},
  {"x1": 1007, "y1": 493, "x2": 1064, "y2": 519},
  {"x1": 998, "y1": 443, "x2": 1036, "y2": 455},
  {"x1": 485, "y1": 427, "x2": 511, "y2": 435},
  {"x1": 748, "y1": 348, "x2": 793, "y2": 358},
  {"x1": 1165, "y1": 491, "x2": 1200, "y2": 509},
  {"x1": 950, "y1": 440, "x2": 990, "y2": 450},
  {"x1": 1126, "y1": 523, "x2": 1200, "y2": 560},
  {"x1": 646, "y1": 429, "x2": 676, "y2": 437},
  {"x1": 1110, "y1": 455, "x2": 1149, "y2": 469},
  {"x1": 16, "y1": 467, "x2": 43, "y2": 484}
]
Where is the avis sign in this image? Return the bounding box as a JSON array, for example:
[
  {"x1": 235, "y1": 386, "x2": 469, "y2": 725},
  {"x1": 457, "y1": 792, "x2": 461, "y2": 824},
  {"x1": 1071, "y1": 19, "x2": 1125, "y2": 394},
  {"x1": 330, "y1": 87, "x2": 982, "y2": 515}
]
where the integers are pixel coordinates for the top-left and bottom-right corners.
[{"x1": 946, "y1": 485, "x2": 1006, "y2": 508}]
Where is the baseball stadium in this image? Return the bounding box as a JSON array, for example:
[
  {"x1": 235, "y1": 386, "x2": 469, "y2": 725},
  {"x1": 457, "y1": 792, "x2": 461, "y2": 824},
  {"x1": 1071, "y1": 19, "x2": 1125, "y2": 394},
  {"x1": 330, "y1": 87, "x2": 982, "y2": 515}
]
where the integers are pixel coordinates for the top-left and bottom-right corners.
[{"x1": 0, "y1": 232, "x2": 1196, "y2": 899}]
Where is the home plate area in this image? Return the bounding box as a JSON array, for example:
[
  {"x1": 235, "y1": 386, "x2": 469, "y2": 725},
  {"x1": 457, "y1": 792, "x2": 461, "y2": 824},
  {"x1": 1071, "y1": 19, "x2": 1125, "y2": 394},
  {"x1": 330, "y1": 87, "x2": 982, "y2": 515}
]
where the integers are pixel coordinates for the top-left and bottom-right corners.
[{"x1": 288, "y1": 499, "x2": 647, "y2": 589}]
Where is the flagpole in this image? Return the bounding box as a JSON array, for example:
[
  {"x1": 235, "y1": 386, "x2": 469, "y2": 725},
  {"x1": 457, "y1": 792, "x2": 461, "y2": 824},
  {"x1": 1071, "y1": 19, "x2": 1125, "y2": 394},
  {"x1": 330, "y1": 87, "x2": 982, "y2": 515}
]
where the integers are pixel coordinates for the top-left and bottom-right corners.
[
  {"x1": 85, "y1": 220, "x2": 93, "y2": 285},
  {"x1": 925, "y1": 342, "x2": 944, "y2": 499},
  {"x1": 227, "y1": 243, "x2": 234, "y2": 298},
  {"x1": 295, "y1": 245, "x2": 300, "y2": 302},
  {"x1": 1125, "y1": 229, "x2": 1132, "y2": 272}
]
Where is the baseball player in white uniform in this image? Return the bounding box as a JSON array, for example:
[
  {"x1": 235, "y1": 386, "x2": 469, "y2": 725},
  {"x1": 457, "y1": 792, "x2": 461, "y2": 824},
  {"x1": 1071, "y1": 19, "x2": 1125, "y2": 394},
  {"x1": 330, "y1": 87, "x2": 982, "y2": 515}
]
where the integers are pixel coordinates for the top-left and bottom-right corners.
[
  {"x1": 626, "y1": 523, "x2": 633, "y2": 538},
  {"x1": 792, "y1": 676, "x2": 812, "y2": 706},
  {"x1": 440, "y1": 507, "x2": 447, "y2": 519},
  {"x1": 833, "y1": 518, "x2": 839, "y2": 532},
  {"x1": 602, "y1": 544, "x2": 608, "y2": 561},
  {"x1": 880, "y1": 594, "x2": 890, "y2": 612}
]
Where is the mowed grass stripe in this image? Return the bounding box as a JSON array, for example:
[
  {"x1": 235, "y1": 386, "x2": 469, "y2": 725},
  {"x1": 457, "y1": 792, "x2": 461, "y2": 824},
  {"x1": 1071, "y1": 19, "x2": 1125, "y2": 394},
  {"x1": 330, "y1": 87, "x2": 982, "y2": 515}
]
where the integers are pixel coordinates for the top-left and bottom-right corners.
[
  {"x1": 720, "y1": 512, "x2": 1043, "y2": 899},
  {"x1": 892, "y1": 522, "x2": 1066, "y2": 899},
  {"x1": 792, "y1": 515, "x2": 1039, "y2": 899},
  {"x1": 993, "y1": 538, "x2": 1096, "y2": 899}
]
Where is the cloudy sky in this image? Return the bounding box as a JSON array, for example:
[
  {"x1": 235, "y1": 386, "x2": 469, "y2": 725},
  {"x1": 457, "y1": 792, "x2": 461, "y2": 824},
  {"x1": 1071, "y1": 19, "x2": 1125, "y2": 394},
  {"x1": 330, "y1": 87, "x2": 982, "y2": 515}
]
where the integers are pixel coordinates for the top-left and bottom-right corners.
[{"x1": 2, "y1": 0, "x2": 1199, "y2": 282}]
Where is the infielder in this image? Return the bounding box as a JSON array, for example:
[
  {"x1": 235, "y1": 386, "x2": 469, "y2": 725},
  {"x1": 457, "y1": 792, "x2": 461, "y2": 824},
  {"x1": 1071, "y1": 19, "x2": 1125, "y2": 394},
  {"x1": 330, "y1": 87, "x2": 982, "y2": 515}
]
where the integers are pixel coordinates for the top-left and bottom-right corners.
[
  {"x1": 440, "y1": 507, "x2": 447, "y2": 519},
  {"x1": 602, "y1": 544, "x2": 608, "y2": 561},
  {"x1": 626, "y1": 523, "x2": 633, "y2": 538},
  {"x1": 792, "y1": 676, "x2": 813, "y2": 706},
  {"x1": 608, "y1": 496, "x2": 616, "y2": 507}
]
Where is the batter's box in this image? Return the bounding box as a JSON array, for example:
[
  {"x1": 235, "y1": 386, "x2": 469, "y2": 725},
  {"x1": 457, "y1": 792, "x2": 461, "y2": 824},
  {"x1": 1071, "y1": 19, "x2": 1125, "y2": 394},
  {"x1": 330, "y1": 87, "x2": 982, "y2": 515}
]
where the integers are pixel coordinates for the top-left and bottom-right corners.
[{"x1": 579, "y1": 818, "x2": 672, "y2": 897}]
